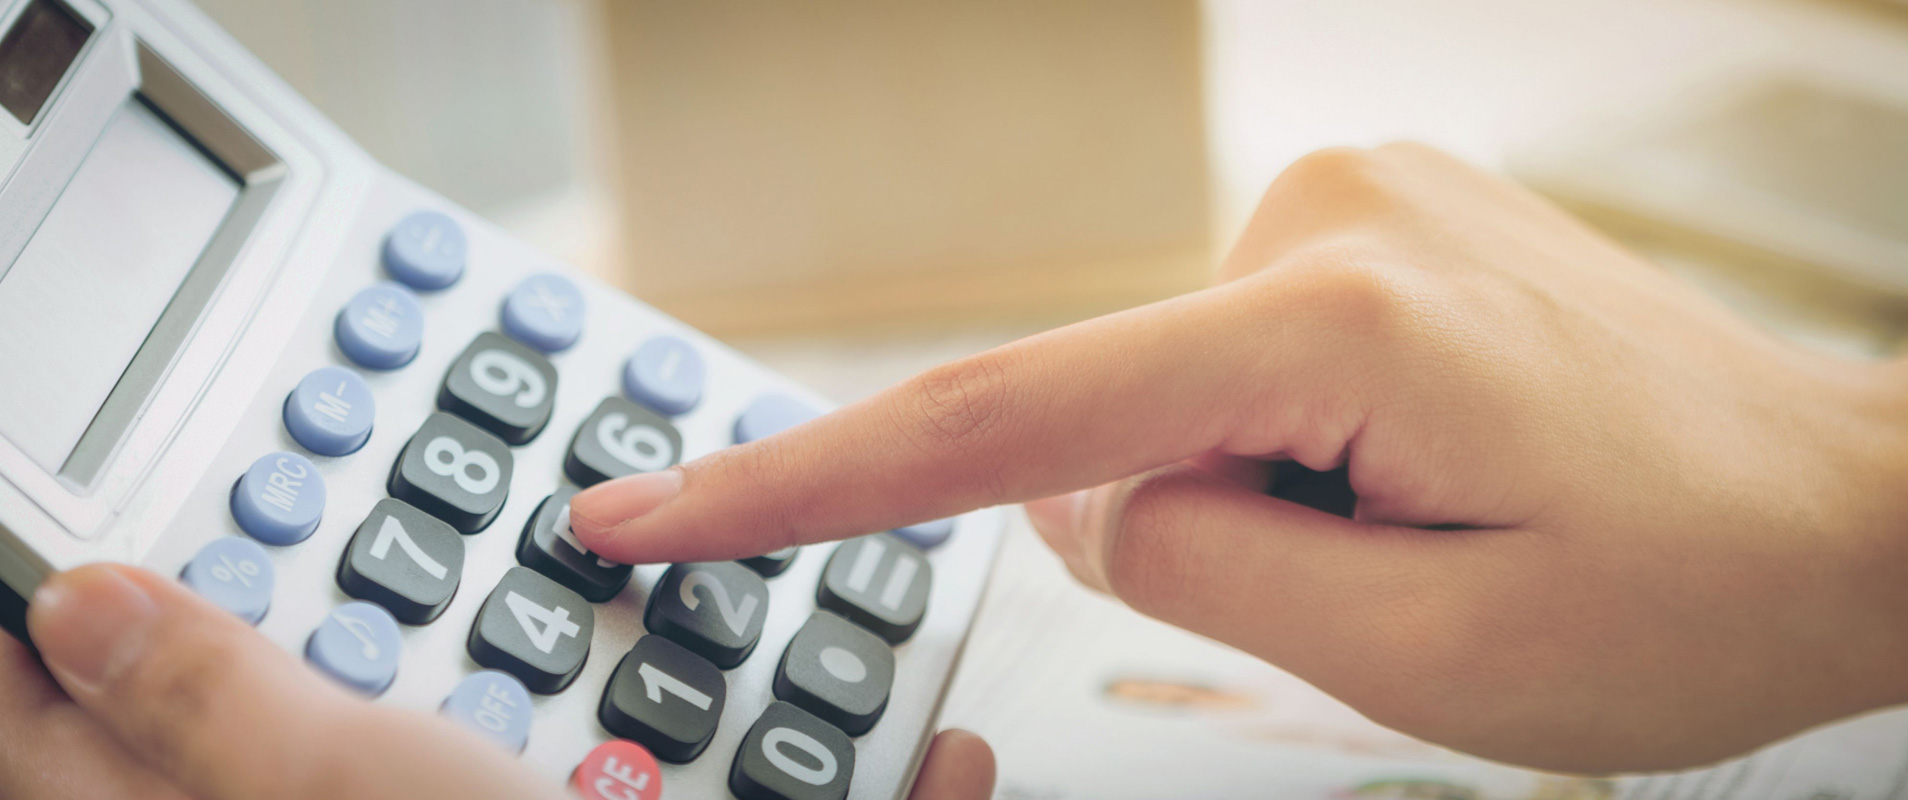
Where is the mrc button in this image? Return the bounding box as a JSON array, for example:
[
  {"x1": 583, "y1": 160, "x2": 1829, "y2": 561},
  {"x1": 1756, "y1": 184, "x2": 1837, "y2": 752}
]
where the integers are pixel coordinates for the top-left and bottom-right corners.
[{"x1": 231, "y1": 451, "x2": 325, "y2": 546}]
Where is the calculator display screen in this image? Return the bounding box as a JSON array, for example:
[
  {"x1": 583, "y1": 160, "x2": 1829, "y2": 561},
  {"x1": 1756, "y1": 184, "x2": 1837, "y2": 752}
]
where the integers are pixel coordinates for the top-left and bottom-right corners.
[{"x1": 0, "y1": 97, "x2": 238, "y2": 473}]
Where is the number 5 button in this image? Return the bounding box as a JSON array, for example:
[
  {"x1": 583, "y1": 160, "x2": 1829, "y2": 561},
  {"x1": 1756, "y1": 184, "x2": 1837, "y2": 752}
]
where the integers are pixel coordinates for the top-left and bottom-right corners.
[
  {"x1": 565, "y1": 396, "x2": 681, "y2": 488},
  {"x1": 645, "y1": 562, "x2": 768, "y2": 669},
  {"x1": 338, "y1": 499, "x2": 464, "y2": 624},
  {"x1": 598, "y1": 635, "x2": 727, "y2": 763},
  {"x1": 439, "y1": 332, "x2": 557, "y2": 445},
  {"x1": 517, "y1": 487, "x2": 633, "y2": 602},
  {"x1": 389, "y1": 412, "x2": 514, "y2": 533},
  {"x1": 468, "y1": 566, "x2": 595, "y2": 693}
]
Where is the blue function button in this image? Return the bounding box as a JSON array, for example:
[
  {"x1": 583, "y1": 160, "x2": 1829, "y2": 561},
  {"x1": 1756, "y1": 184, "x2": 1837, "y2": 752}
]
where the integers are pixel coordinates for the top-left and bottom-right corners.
[
  {"x1": 383, "y1": 210, "x2": 467, "y2": 290},
  {"x1": 180, "y1": 537, "x2": 276, "y2": 625},
  {"x1": 335, "y1": 282, "x2": 424, "y2": 370},
  {"x1": 733, "y1": 393, "x2": 821, "y2": 444},
  {"x1": 284, "y1": 366, "x2": 376, "y2": 457},
  {"x1": 891, "y1": 517, "x2": 954, "y2": 550},
  {"x1": 442, "y1": 670, "x2": 535, "y2": 754},
  {"x1": 306, "y1": 601, "x2": 403, "y2": 696},
  {"x1": 500, "y1": 274, "x2": 586, "y2": 353},
  {"x1": 623, "y1": 335, "x2": 705, "y2": 416},
  {"x1": 231, "y1": 451, "x2": 325, "y2": 545}
]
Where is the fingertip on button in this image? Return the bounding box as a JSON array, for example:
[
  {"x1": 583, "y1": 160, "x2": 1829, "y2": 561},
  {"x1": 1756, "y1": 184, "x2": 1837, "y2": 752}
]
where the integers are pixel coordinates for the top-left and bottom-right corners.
[
  {"x1": 891, "y1": 517, "x2": 954, "y2": 549},
  {"x1": 231, "y1": 452, "x2": 325, "y2": 546}
]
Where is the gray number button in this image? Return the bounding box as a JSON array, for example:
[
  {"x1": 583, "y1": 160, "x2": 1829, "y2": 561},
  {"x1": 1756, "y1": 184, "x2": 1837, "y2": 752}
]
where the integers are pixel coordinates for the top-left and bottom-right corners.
[
  {"x1": 389, "y1": 412, "x2": 514, "y2": 533},
  {"x1": 438, "y1": 332, "x2": 557, "y2": 445},
  {"x1": 728, "y1": 702, "x2": 855, "y2": 800},
  {"x1": 517, "y1": 487, "x2": 632, "y2": 602},
  {"x1": 598, "y1": 634, "x2": 727, "y2": 763},
  {"x1": 565, "y1": 396, "x2": 681, "y2": 488},
  {"x1": 468, "y1": 567, "x2": 594, "y2": 694},
  {"x1": 337, "y1": 498, "x2": 464, "y2": 624},
  {"x1": 817, "y1": 534, "x2": 931, "y2": 644},
  {"x1": 773, "y1": 611, "x2": 894, "y2": 735},
  {"x1": 644, "y1": 562, "x2": 768, "y2": 669}
]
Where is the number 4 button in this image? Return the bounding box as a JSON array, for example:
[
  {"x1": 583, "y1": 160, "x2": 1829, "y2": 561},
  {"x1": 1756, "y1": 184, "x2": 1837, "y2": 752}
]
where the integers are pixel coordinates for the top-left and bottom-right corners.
[
  {"x1": 337, "y1": 499, "x2": 464, "y2": 624},
  {"x1": 469, "y1": 567, "x2": 594, "y2": 694},
  {"x1": 645, "y1": 563, "x2": 768, "y2": 669}
]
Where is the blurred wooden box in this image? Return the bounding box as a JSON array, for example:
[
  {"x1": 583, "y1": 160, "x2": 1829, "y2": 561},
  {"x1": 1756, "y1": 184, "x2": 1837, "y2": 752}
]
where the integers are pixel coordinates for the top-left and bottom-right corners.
[{"x1": 597, "y1": 1, "x2": 1211, "y2": 334}]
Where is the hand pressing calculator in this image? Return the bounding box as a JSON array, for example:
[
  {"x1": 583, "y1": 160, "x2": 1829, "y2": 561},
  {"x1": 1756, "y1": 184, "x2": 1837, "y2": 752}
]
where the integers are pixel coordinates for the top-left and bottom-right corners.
[{"x1": 0, "y1": 1, "x2": 1005, "y2": 798}]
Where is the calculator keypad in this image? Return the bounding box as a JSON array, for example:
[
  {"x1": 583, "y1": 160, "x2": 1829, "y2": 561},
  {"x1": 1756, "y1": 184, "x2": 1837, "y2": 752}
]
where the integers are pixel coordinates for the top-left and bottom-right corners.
[
  {"x1": 469, "y1": 566, "x2": 595, "y2": 694},
  {"x1": 337, "y1": 498, "x2": 465, "y2": 624},
  {"x1": 438, "y1": 332, "x2": 558, "y2": 445},
  {"x1": 729, "y1": 701, "x2": 857, "y2": 800},
  {"x1": 598, "y1": 635, "x2": 728, "y2": 763},
  {"x1": 516, "y1": 487, "x2": 633, "y2": 603},
  {"x1": 818, "y1": 534, "x2": 932, "y2": 644},
  {"x1": 645, "y1": 562, "x2": 771, "y2": 669},
  {"x1": 773, "y1": 611, "x2": 894, "y2": 736},
  {"x1": 564, "y1": 396, "x2": 682, "y2": 488},
  {"x1": 389, "y1": 412, "x2": 514, "y2": 534}
]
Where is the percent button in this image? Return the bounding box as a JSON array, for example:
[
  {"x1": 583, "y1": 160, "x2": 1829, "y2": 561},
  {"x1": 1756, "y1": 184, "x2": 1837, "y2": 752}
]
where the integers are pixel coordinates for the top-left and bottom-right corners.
[{"x1": 181, "y1": 537, "x2": 276, "y2": 625}]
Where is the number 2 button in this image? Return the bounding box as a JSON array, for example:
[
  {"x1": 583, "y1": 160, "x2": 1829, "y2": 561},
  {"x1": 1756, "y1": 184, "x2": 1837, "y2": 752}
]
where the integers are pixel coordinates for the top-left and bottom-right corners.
[
  {"x1": 390, "y1": 412, "x2": 514, "y2": 533},
  {"x1": 566, "y1": 396, "x2": 682, "y2": 487},
  {"x1": 644, "y1": 562, "x2": 768, "y2": 669},
  {"x1": 469, "y1": 567, "x2": 594, "y2": 694},
  {"x1": 439, "y1": 332, "x2": 557, "y2": 445}
]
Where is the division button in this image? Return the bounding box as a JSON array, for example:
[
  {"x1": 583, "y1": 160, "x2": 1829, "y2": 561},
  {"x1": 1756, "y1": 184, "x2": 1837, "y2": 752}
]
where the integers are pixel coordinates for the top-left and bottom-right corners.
[
  {"x1": 739, "y1": 547, "x2": 799, "y2": 578},
  {"x1": 438, "y1": 332, "x2": 558, "y2": 445},
  {"x1": 598, "y1": 635, "x2": 727, "y2": 763},
  {"x1": 468, "y1": 566, "x2": 594, "y2": 694},
  {"x1": 644, "y1": 562, "x2": 769, "y2": 669},
  {"x1": 729, "y1": 702, "x2": 855, "y2": 800},
  {"x1": 890, "y1": 517, "x2": 954, "y2": 550},
  {"x1": 337, "y1": 498, "x2": 465, "y2": 624},
  {"x1": 733, "y1": 393, "x2": 820, "y2": 444},
  {"x1": 565, "y1": 396, "x2": 682, "y2": 488},
  {"x1": 442, "y1": 670, "x2": 535, "y2": 754},
  {"x1": 179, "y1": 537, "x2": 275, "y2": 625},
  {"x1": 305, "y1": 601, "x2": 403, "y2": 696},
  {"x1": 500, "y1": 273, "x2": 586, "y2": 353},
  {"x1": 382, "y1": 210, "x2": 466, "y2": 291},
  {"x1": 817, "y1": 534, "x2": 932, "y2": 644},
  {"x1": 574, "y1": 740, "x2": 664, "y2": 800},
  {"x1": 773, "y1": 611, "x2": 894, "y2": 736},
  {"x1": 231, "y1": 451, "x2": 326, "y2": 546},
  {"x1": 623, "y1": 335, "x2": 705, "y2": 416},
  {"x1": 334, "y1": 282, "x2": 424, "y2": 370},
  {"x1": 388, "y1": 412, "x2": 514, "y2": 534},
  {"x1": 517, "y1": 487, "x2": 633, "y2": 603},
  {"x1": 283, "y1": 365, "x2": 376, "y2": 457}
]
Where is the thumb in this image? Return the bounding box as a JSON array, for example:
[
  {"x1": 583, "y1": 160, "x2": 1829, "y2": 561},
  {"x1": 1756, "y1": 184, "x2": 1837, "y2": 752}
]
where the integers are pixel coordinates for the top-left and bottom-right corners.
[
  {"x1": 25, "y1": 564, "x2": 557, "y2": 800},
  {"x1": 1025, "y1": 465, "x2": 1535, "y2": 716}
]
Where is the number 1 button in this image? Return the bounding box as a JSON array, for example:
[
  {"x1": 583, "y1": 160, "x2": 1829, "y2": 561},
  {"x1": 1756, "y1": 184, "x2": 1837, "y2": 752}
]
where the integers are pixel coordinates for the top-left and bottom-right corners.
[
  {"x1": 644, "y1": 563, "x2": 768, "y2": 669},
  {"x1": 439, "y1": 332, "x2": 557, "y2": 445},
  {"x1": 468, "y1": 567, "x2": 594, "y2": 694},
  {"x1": 338, "y1": 499, "x2": 464, "y2": 624},
  {"x1": 565, "y1": 396, "x2": 682, "y2": 488},
  {"x1": 598, "y1": 635, "x2": 727, "y2": 763}
]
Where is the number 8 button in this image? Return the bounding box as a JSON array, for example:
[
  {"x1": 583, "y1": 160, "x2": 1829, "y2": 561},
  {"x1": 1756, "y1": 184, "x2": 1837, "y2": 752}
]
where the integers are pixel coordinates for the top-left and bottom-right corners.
[
  {"x1": 439, "y1": 332, "x2": 558, "y2": 445},
  {"x1": 390, "y1": 412, "x2": 514, "y2": 533},
  {"x1": 645, "y1": 562, "x2": 769, "y2": 669}
]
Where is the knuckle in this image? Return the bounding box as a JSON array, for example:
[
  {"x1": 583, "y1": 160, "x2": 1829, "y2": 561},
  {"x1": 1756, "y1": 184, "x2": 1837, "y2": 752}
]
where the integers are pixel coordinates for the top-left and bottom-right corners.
[{"x1": 892, "y1": 354, "x2": 1021, "y2": 490}]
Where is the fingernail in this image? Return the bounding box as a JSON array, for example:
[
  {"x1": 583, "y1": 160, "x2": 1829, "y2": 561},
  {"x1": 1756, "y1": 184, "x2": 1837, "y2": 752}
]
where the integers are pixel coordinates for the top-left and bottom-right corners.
[
  {"x1": 571, "y1": 468, "x2": 684, "y2": 533},
  {"x1": 1024, "y1": 491, "x2": 1087, "y2": 540},
  {"x1": 27, "y1": 565, "x2": 160, "y2": 696}
]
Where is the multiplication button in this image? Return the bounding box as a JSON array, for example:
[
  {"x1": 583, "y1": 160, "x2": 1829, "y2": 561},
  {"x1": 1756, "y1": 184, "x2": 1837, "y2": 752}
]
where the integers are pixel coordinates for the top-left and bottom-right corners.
[
  {"x1": 180, "y1": 537, "x2": 275, "y2": 625},
  {"x1": 389, "y1": 412, "x2": 513, "y2": 534},
  {"x1": 598, "y1": 635, "x2": 727, "y2": 763},
  {"x1": 644, "y1": 562, "x2": 769, "y2": 669},
  {"x1": 501, "y1": 274, "x2": 586, "y2": 353},
  {"x1": 283, "y1": 366, "x2": 375, "y2": 456},
  {"x1": 565, "y1": 396, "x2": 681, "y2": 488},
  {"x1": 337, "y1": 499, "x2": 465, "y2": 624},
  {"x1": 231, "y1": 451, "x2": 325, "y2": 546},
  {"x1": 439, "y1": 332, "x2": 557, "y2": 445},
  {"x1": 468, "y1": 567, "x2": 594, "y2": 694},
  {"x1": 442, "y1": 670, "x2": 535, "y2": 754},
  {"x1": 335, "y1": 282, "x2": 423, "y2": 370},
  {"x1": 817, "y1": 534, "x2": 931, "y2": 644}
]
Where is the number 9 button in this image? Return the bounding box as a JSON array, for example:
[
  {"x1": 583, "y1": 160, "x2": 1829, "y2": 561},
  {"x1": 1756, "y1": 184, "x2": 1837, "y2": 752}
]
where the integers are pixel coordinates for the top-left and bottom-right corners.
[
  {"x1": 389, "y1": 412, "x2": 514, "y2": 534},
  {"x1": 644, "y1": 562, "x2": 769, "y2": 669},
  {"x1": 439, "y1": 332, "x2": 557, "y2": 445}
]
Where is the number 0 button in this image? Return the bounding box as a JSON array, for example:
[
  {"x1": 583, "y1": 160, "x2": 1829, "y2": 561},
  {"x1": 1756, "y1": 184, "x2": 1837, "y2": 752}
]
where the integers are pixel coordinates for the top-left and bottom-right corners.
[
  {"x1": 598, "y1": 635, "x2": 727, "y2": 763},
  {"x1": 389, "y1": 412, "x2": 514, "y2": 534},
  {"x1": 565, "y1": 396, "x2": 681, "y2": 488},
  {"x1": 645, "y1": 562, "x2": 769, "y2": 669},
  {"x1": 729, "y1": 702, "x2": 855, "y2": 800},
  {"x1": 817, "y1": 534, "x2": 931, "y2": 644},
  {"x1": 439, "y1": 332, "x2": 557, "y2": 445},
  {"x1": 469, "y1": 566, "x2": 594, "y2": 694},
  {"x1": 337, "y1": 499, "x2": 464, "y2": 624}
]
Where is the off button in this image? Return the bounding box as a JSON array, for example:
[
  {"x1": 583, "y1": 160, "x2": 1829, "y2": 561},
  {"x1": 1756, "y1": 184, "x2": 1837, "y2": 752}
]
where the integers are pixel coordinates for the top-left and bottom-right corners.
[{"x1": 231, "y1": 451, "x2": 325, "y2": 545}]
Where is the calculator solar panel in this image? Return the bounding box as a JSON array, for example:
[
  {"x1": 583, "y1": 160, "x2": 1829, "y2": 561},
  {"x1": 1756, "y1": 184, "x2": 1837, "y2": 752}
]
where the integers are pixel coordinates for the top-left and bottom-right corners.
[{"x1": 0, "y1": 1, "x2": 1005, "y2": 798}]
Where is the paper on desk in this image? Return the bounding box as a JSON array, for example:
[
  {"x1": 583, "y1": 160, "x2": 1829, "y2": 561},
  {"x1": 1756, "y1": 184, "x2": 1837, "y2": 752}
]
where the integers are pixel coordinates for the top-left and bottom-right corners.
[{"x1": 940, "y1": 518, "x2": 1908, "y2": 800}]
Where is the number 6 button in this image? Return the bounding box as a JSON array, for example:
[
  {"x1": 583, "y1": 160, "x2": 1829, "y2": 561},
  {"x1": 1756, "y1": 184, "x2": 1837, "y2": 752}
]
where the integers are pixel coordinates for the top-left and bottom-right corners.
[
  {"x1": 565, "y1": 396, "x2": 682, "y2": 488},
  {"x1": 598, "y1": 635, "x2": 727, "y2": 762},
  {"x1": 389, "y1": 412, "x2": 514, "y2": 533},
  {"x1": 337, "y1": 499, "x2": 464, "y2": 624},
  {"x1": 439, "y1": 332, "x2": 557, "y2": 445},
  {"x1": 645, "y1": 562, "x2": 769, "y2": 669},
  {"x1": 469, "y1": 567, "x2": 594, "y2": 694}
]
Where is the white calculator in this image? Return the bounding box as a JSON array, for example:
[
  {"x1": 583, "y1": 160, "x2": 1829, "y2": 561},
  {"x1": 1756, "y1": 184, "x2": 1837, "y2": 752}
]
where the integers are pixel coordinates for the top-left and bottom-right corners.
[{"x1": 0, "y1": 1, "x2": 1005, "y2": 798}]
